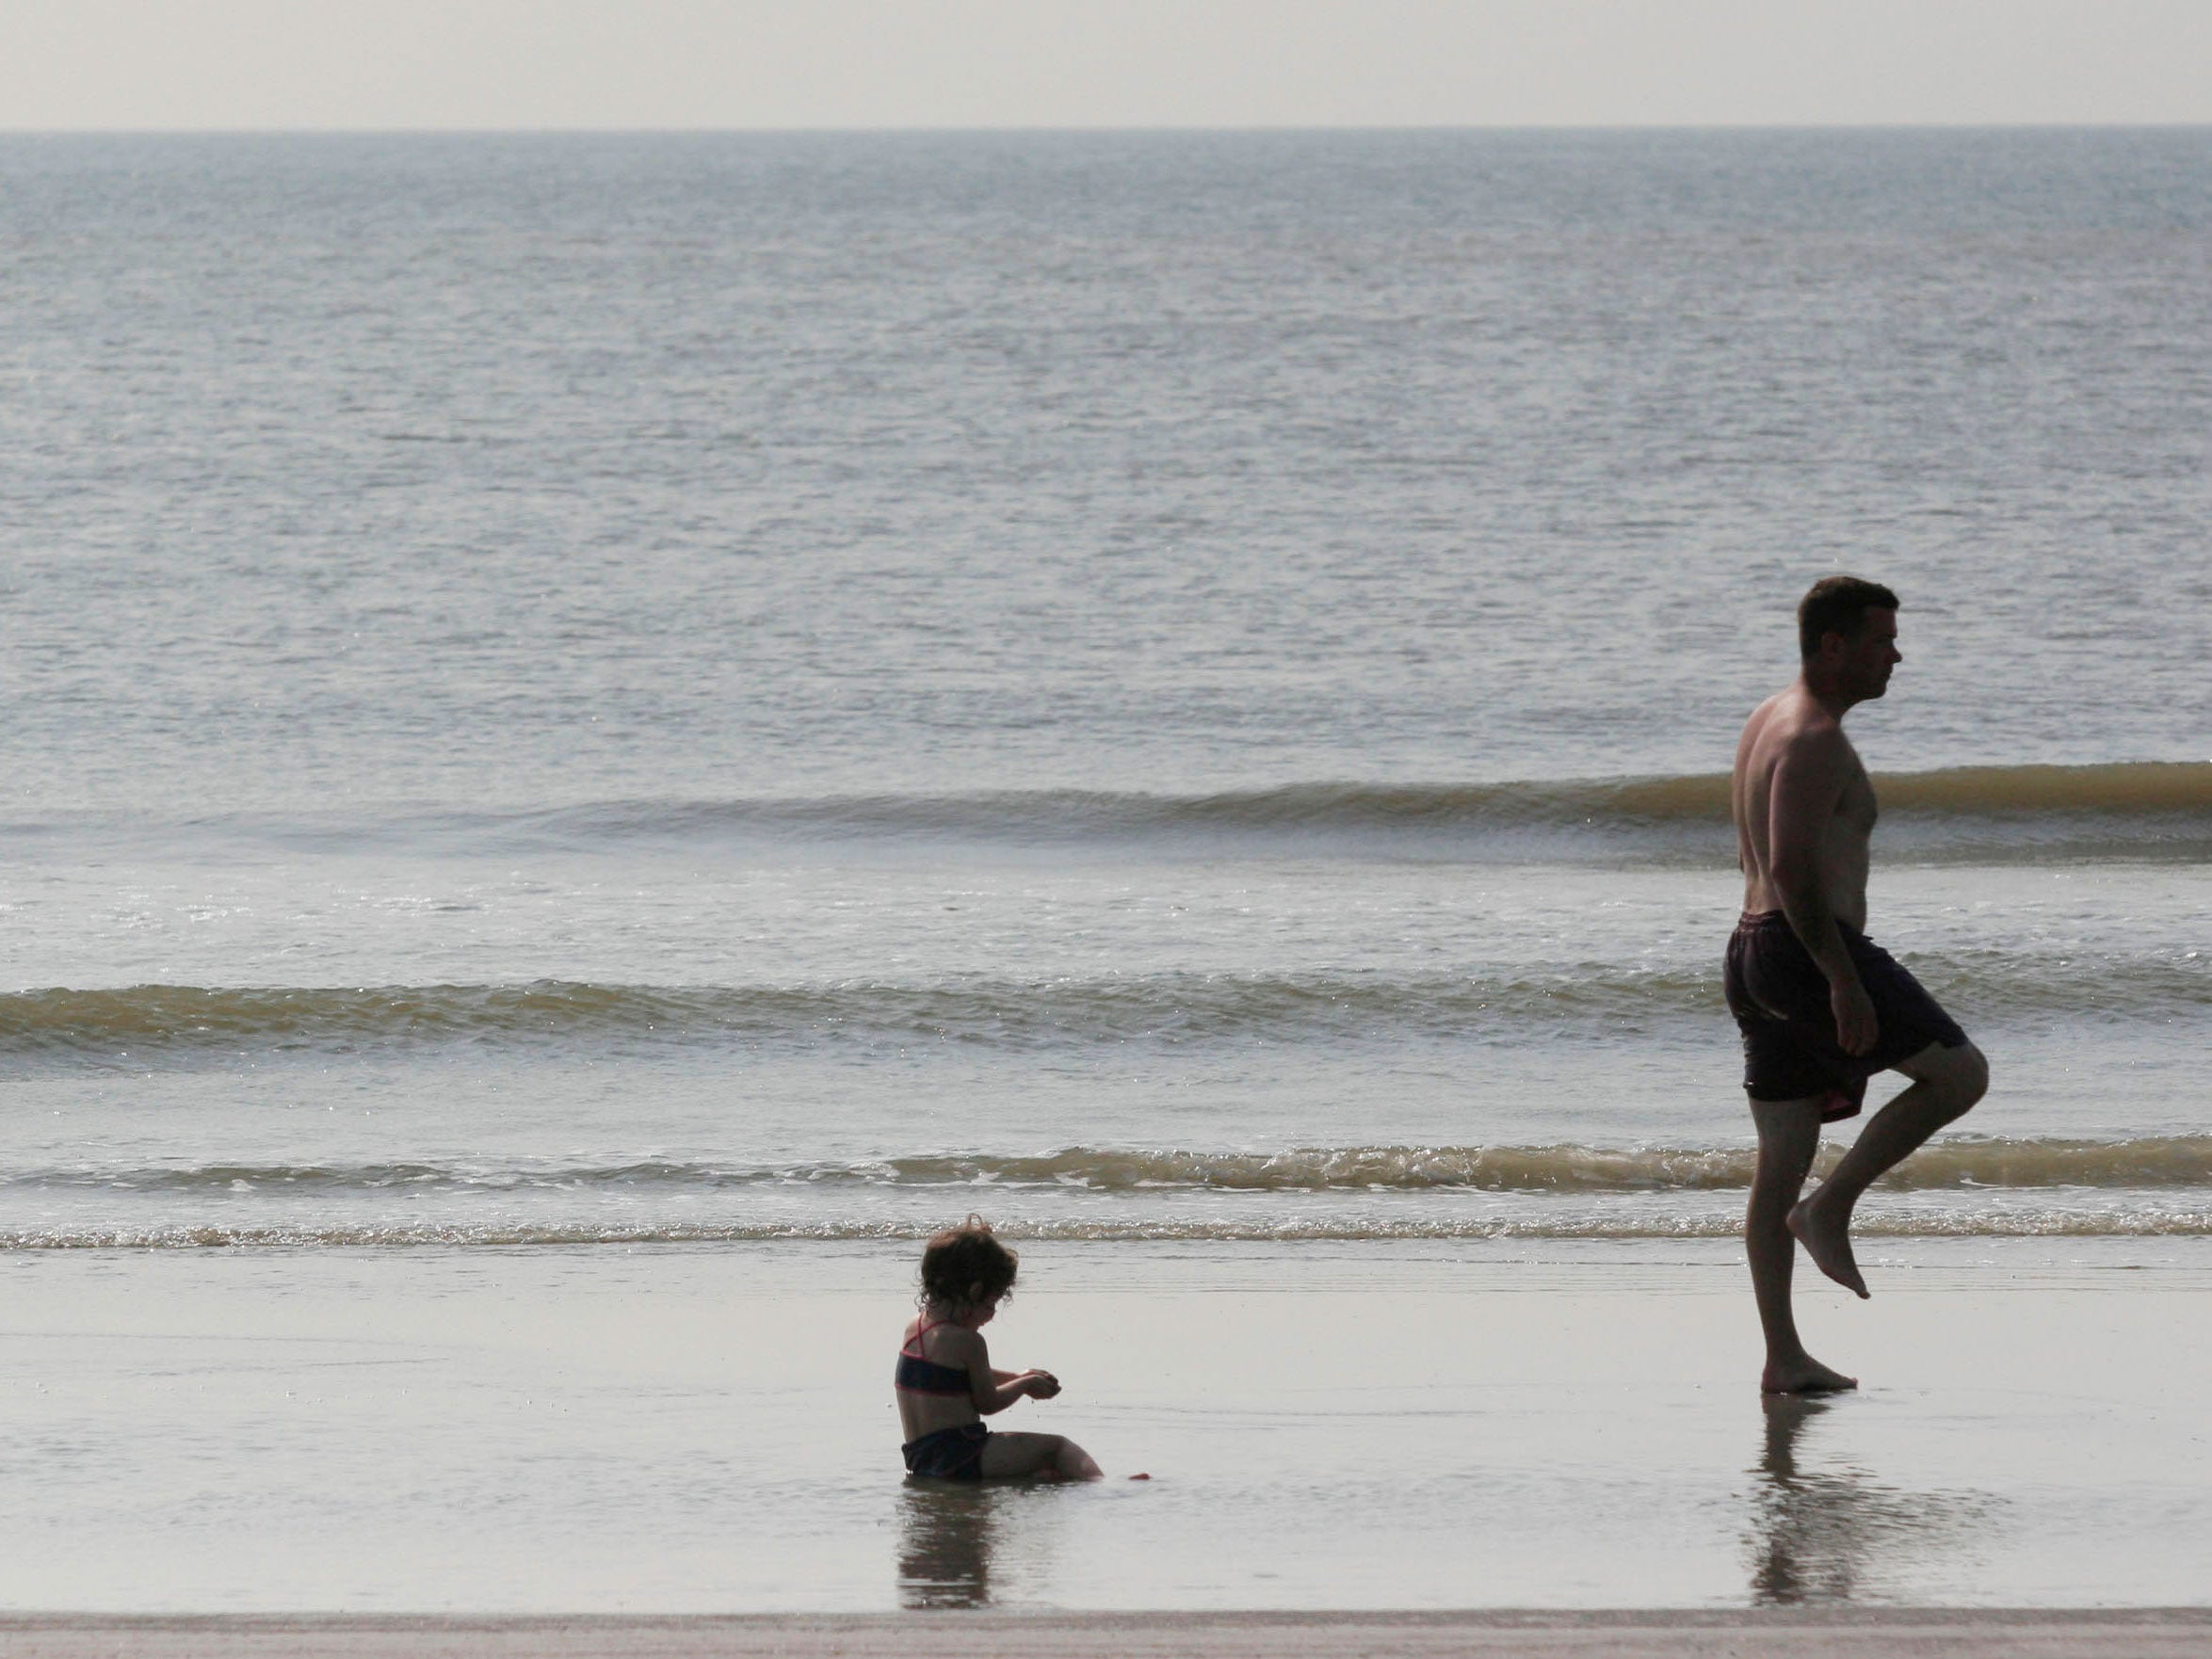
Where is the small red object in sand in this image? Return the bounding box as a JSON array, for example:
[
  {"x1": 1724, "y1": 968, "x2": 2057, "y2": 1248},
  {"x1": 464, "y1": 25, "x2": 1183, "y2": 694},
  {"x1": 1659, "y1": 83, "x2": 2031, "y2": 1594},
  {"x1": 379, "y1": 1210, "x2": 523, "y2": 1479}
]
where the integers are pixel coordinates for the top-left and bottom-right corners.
[{"x1": 1128, "y1": 1473, "x2": 1151, "y2": 1480}]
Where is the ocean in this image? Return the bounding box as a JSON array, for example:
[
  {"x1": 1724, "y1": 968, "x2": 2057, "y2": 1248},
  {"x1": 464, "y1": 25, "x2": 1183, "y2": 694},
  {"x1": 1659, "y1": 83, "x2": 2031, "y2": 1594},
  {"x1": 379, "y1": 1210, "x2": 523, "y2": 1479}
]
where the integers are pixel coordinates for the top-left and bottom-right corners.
[{"x1": 1, "y1": 129, "x2": 2207, "y2": 1611}]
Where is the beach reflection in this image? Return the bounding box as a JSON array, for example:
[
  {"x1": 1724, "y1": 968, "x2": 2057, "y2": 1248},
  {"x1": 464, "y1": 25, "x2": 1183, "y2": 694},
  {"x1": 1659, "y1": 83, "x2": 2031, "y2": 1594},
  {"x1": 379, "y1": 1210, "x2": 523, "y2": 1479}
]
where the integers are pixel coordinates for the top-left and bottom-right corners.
[
  {"x1": 896, "y1": 1481, "x2": 1005, "y2": 1608},
  {"x1": 1746, "y1": 1394, "x2": 1995, "y2": 1603}
]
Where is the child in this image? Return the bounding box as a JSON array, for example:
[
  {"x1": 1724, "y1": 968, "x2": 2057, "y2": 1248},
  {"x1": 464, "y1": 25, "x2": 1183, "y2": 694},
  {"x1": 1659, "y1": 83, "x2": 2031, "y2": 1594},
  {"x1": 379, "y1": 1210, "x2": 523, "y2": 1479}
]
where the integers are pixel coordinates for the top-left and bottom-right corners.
[{"x1": 895, "y1": 1217, "x2": 1103, "y2": 1481}]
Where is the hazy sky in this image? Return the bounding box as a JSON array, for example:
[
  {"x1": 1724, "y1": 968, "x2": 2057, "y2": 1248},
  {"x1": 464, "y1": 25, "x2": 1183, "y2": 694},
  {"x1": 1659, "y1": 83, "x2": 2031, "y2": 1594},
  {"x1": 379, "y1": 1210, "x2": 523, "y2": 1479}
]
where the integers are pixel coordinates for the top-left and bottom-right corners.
[{"x1": 4, "y1": 0, "x2": 2207, "y2": 130}]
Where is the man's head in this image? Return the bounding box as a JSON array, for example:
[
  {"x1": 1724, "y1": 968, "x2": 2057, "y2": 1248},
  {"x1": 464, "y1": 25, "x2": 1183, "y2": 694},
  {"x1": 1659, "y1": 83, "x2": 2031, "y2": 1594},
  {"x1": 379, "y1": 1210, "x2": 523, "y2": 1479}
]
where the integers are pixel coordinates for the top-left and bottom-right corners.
[{"x1": 1798, "y1": 575, "x2": 1901, "y2": 702}]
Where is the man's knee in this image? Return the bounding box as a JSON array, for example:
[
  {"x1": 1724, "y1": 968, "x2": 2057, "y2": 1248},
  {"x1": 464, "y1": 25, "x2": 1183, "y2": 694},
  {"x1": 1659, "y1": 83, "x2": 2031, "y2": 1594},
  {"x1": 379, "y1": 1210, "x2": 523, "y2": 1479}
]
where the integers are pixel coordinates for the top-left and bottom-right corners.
[
  {"x1": 1898, "y1": 1039, "x2": 1986, "y2": 1115},
  {"x1": 1938, "y1": 1041, "x2": 1989, "y2": 1113}
]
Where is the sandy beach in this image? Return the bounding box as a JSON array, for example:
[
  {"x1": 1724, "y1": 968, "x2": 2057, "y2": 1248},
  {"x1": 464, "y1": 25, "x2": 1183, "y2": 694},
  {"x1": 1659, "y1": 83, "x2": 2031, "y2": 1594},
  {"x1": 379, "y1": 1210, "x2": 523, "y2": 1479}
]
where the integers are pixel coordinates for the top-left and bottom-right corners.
[
  {"x1": 4, "y1": 1238, "x2": 2208, "y2": 1614},
  {"x1": 5, "y1": 1609, "x2": 2211, "y2": 1659}
]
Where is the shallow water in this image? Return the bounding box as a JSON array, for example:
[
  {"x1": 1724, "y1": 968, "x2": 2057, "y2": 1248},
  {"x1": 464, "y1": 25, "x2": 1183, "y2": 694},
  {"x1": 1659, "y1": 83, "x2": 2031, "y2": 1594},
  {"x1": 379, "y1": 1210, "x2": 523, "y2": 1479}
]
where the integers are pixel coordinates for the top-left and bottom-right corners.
[{"x1": 3, "y1": 1240, "x2": 2208, "y2": 1611}]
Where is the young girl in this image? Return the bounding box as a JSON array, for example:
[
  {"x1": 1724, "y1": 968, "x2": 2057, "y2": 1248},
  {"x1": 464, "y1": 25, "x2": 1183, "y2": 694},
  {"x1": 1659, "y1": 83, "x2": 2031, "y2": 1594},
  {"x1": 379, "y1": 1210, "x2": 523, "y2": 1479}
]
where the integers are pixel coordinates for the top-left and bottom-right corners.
[{"x1": 895, "y1": 1217, "x2": 1103, "y2": 1481}]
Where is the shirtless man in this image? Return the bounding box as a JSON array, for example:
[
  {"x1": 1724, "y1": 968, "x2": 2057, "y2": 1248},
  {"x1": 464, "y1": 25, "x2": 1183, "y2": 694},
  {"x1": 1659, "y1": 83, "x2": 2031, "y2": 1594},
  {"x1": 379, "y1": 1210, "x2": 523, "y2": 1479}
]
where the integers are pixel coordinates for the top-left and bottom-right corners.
[{"x1": 1728, "y1": 576, "x2": 1989, "y2": 1394}]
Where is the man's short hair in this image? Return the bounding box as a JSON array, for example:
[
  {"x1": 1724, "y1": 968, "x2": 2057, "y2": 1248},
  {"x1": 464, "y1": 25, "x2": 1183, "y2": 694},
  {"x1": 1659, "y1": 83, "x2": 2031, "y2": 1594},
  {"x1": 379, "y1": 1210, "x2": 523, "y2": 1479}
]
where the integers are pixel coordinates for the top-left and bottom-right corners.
[{"x1": 1798, "y1": 575, "x2": 1900, "y2": 660}]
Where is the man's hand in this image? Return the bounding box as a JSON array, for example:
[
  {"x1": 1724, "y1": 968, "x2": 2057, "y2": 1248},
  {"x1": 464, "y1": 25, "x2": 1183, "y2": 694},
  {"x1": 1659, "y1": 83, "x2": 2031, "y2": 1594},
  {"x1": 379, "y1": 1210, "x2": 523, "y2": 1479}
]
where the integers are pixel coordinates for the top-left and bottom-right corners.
[{"x1": 1831, "y1": 976, "x2": 1878, "y2": 1056}]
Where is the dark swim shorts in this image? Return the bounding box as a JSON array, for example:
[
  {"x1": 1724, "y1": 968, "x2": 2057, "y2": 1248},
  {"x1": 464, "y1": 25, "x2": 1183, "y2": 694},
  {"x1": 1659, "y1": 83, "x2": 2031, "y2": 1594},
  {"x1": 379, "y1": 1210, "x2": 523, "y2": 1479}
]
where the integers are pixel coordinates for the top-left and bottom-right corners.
[
  {"x1": 1723, "y1": 910, "x2": 1968, "y2": 1119},
  {"x1": 902, "y1": 1422, "x2": 990, "y2": 1481}
]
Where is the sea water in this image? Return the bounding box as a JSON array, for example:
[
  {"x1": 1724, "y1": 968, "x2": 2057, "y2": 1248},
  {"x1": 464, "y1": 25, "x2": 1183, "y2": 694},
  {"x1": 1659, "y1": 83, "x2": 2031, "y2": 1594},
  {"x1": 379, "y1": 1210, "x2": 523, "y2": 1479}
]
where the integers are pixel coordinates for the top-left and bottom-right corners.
[{"x1": 1, "y1": 129, "x2": 2207, "y2": 1610}]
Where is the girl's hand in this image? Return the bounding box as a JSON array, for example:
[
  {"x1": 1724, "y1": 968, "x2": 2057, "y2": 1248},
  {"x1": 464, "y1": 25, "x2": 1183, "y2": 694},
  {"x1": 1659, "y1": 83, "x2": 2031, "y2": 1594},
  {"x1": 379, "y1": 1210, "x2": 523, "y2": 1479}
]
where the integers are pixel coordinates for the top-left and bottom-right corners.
[{"x1": 1025, "y1": 1370, "x2": 1061, "y2": 1399}]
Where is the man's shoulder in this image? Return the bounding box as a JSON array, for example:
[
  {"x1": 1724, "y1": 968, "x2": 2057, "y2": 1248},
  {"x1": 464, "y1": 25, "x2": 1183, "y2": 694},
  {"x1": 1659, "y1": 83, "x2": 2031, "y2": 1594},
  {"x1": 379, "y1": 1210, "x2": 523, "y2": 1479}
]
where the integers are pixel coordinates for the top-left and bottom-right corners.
[
  {"x1": 1746, "y1": 688, "x2": 1844, "y2": 749},
  {"x1": 1778, "y1": 715, "x2": 1855, "y2": 769},
  {"x1": 1740, "y1": 694, "x2": 1858, "y2": 792}
]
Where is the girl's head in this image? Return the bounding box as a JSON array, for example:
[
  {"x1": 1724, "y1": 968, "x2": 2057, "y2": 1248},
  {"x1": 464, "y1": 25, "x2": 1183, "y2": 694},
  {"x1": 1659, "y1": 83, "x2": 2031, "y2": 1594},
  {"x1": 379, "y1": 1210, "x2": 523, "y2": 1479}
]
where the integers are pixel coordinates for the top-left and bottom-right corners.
[{"x1": 919, "y1": 1216, "x2": 1018, "y2": 1317}]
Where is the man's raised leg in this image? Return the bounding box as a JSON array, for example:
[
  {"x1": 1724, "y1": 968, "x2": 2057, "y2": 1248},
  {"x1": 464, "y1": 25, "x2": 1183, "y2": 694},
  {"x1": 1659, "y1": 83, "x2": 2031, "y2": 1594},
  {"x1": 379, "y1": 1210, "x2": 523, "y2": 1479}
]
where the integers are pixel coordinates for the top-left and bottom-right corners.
[
  {"x1": 1749, "y1": 1098, "x2": 1858, "y2": 1394},
  {"x1": 1788, "y1": 1040, "x2": 1989, "y2": 1298}
]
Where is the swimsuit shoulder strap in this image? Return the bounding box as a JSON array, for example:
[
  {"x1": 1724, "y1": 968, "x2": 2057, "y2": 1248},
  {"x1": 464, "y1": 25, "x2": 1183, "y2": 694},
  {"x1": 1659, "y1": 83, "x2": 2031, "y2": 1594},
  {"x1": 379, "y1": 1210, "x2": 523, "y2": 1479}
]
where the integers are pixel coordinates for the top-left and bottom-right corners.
[{"x1": 902, "y1": 1318, "x2": 955, "y2": 1359}]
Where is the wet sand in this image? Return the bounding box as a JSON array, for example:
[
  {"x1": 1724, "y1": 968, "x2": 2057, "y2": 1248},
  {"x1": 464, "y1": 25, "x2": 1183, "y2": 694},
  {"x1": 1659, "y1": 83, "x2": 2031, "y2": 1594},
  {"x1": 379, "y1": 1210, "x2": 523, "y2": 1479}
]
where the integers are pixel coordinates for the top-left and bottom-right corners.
[
  {"x1": 5, "y1": 1610, "x2": 2211, "y2": 1658},
  {"x1": 3, "y1": 1239, "x2": 2209, "y2": 1611}
]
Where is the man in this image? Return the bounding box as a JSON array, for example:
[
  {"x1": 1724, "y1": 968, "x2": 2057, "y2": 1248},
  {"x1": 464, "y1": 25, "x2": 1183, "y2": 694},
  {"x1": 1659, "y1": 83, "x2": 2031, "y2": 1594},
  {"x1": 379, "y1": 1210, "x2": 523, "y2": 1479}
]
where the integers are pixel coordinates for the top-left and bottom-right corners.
[{"x1": 1727, "y1": 576, "x2": 1989, "y2": 1394}]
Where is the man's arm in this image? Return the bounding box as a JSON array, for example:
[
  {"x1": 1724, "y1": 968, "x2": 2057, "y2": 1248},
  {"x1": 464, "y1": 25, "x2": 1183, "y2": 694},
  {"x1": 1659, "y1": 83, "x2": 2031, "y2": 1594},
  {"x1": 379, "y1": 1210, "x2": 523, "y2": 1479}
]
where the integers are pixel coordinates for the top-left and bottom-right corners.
[{"x1": 1766, "y1": 732, "x2": 1878, "y2": 1056}]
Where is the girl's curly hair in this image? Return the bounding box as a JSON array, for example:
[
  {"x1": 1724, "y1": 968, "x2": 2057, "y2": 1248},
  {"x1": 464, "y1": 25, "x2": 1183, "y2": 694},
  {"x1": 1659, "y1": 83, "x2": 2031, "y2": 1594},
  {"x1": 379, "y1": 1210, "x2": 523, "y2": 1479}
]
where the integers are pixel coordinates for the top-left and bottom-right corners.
[{"x1": 918, "y1": 1216, "x2": 1018, "y2": 1313}]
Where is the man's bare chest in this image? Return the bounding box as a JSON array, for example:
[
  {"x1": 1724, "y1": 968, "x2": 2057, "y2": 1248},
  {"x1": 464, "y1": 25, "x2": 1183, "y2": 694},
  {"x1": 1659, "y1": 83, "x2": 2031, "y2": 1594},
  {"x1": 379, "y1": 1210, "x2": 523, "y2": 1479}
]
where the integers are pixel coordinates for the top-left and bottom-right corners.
[{"x1": 1834, "y1": 755, "x2": 1879, "y2": 838}]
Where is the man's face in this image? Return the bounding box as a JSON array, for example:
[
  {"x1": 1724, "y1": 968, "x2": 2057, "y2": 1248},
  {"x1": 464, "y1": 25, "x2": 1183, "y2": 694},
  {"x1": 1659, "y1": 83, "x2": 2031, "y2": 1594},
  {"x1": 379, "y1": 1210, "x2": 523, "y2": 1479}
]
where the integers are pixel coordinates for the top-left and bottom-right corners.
[{"x1": 1835, "y1": 607, "x2": 1901, "y2": 700}]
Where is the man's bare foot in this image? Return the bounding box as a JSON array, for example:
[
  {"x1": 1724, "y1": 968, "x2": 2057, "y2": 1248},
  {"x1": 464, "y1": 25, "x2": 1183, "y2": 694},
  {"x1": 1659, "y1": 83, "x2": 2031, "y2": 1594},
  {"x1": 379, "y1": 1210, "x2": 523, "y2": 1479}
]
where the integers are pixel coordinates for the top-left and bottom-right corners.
[
  {"x1": 1786, "y1": 1192, "x2": 1870, "y2": 1298},
  {"x1": 1761, "y1": 1354, "x2": 1859, "y2": 1394}
]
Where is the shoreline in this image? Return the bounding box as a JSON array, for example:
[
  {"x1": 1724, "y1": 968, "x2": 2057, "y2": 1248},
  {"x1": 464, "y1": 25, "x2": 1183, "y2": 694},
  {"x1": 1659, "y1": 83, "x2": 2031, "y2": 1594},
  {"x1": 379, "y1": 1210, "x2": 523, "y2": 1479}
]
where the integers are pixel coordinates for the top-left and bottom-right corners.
[{"x1": 5, "y1": 1610, "x2": 2210, "y2": 1659}]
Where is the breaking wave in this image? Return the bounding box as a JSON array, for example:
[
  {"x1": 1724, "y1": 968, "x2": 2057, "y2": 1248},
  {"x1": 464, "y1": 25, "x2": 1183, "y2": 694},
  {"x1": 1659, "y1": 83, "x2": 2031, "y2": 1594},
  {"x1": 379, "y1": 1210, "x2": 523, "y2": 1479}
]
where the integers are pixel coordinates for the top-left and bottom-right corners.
[
  {"x1": 4, "y1": 953, "x2": 2200, "y2": 1063},
  {"x1": 16, "y1": 1136, "x2": 2212, "y2": 1196},
  {"x1": 8, "y1": 1212, "x2": 2212, "y2": 1248},
  {"x1": 11, "y1": 761, "x2": 2208, "y2": 864},
  {"x1": 474, "y1": 761, "x2": 2212, "y2": 861}
]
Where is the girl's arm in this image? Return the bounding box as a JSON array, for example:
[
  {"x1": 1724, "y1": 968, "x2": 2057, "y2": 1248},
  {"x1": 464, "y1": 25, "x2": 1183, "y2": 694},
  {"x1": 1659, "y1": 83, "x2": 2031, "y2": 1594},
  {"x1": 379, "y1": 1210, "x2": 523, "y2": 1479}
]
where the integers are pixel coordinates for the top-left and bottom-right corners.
[{"x1": 955, "y1": 1332, "x2": 1055, "y2": 1414}]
